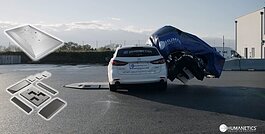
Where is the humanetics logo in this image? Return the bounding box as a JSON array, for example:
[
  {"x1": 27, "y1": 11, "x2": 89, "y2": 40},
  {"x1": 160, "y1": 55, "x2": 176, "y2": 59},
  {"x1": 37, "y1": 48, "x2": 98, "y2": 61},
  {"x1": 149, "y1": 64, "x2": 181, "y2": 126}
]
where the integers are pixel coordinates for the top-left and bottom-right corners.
[
  {"x1": 219, "y1": 124, "x2": 228, "y2": 132},
  {"x1": 219, "y1": 124, "x2": 257, "y2": 133},
  {"x1": 6, "y1": 71, "x2": 67, "y2": 120},
  {"x1": 159, "y1": 37, "x2": 181, "y2": 50}
]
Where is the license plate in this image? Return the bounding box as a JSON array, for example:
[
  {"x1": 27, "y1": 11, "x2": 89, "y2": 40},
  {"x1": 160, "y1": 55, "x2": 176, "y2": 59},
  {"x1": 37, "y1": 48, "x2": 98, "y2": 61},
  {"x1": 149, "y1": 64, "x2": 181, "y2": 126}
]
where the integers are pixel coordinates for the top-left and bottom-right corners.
[{"x1": 129, "y1": 63, "x2": 149, "y2": 70}]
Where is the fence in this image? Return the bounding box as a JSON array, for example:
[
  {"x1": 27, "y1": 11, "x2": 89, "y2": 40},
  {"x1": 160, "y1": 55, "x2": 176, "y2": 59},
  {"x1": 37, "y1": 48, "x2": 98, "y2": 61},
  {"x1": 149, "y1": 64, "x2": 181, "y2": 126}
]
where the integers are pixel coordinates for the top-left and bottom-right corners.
[
  {"x1": 0, "y1": 52, "x2": 113, "y2": 64},
  {"x1": 0, "y1": 55, "x2": 21, "y2": 64},
  {"x1": 223, "y1": 59, "x2": 265, "y2": 71}
]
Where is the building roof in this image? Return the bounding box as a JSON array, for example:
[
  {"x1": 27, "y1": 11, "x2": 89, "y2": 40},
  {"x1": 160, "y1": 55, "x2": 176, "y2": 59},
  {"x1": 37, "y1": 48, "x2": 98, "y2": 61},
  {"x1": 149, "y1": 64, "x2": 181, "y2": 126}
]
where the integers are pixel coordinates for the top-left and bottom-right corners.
[{"x1": 235, "y1": 7, "x2": 264, "y2": 20}]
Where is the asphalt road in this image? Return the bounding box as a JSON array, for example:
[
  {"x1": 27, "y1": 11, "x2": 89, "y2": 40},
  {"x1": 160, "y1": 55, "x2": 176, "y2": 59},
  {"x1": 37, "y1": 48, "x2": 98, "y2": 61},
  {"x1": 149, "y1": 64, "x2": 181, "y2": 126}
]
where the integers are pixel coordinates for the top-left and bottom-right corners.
[{"x1": 0, "y1": 64, "x2": 265, "y2": 134}]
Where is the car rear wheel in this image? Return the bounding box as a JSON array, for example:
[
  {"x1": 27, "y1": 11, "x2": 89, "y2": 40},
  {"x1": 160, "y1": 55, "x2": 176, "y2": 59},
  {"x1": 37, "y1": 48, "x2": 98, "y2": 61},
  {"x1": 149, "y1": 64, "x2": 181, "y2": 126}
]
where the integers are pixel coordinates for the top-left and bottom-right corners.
[
  {"x1": 159, "y1": 82, "x2": 167, "y2": 91},
  {"x1": 109, "y1": 83, "x2": 117, "y2": 92}
]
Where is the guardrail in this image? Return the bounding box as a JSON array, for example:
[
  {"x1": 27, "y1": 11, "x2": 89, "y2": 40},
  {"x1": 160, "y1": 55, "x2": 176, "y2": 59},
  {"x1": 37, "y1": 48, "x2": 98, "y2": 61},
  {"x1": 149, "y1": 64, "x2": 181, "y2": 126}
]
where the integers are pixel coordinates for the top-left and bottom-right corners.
[{"x1": 223, "y1": 59, "x2": 265, "y2": 71}]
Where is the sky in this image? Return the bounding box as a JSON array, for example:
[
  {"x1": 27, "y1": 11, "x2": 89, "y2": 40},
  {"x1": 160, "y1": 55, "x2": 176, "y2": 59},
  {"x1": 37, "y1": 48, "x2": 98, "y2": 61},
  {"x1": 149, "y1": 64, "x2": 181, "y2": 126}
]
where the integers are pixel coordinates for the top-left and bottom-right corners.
[{"x1": 0, "y1": 0, "x2": 264, "y2": 48}]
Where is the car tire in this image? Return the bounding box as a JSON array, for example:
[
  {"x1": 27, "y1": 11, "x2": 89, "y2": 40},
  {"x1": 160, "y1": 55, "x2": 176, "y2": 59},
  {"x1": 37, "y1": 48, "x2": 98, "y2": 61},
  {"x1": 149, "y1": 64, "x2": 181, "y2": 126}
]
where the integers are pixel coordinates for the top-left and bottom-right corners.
[
  {"x1": 109, "y1": 83, "x2": 117, "y2": 92},
  {"x1": 159, "y1": 82, "x2": 167, "y2": 91}
]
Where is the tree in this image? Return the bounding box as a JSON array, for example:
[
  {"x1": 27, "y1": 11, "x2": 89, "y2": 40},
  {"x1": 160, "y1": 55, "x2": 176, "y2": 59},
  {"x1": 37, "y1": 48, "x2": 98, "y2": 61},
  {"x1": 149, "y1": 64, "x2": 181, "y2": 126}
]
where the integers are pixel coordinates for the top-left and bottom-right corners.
[
  {"x1": 82, "y1": 44, "x2": 91, "y2": 51},
  {"x1": 57, "y1": 42, "x2": 93, "y2": 52},
  {"x1": 1, "y1": 45, "x2": 21, "y2": 52}
]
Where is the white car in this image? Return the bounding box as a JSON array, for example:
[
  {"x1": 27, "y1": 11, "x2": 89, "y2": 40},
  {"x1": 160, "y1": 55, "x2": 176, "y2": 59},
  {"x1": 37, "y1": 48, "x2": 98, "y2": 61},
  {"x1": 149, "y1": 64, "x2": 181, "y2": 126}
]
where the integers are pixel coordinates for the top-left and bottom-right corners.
[{"x1": 108, "y1": 46, "x2": 167, "y2": 91}]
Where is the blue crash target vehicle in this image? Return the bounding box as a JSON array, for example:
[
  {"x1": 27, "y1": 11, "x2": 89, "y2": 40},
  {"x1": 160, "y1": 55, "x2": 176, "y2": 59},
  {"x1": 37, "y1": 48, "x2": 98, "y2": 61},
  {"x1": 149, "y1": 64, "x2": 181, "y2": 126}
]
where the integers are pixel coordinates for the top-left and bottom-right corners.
[{"x1": 147, "y1": 26, "x2": 225, "y2": 83}]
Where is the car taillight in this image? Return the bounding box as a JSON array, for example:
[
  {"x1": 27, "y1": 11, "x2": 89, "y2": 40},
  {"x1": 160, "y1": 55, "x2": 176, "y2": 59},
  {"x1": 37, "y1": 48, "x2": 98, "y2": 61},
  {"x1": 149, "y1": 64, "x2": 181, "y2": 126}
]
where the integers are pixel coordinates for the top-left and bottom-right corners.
[
  {"x1": 112, "y1": 60, "x2": 128, "y2": 66},
  {"x1": 151, "y1": 58, "x2": 165, "y2": 64}
]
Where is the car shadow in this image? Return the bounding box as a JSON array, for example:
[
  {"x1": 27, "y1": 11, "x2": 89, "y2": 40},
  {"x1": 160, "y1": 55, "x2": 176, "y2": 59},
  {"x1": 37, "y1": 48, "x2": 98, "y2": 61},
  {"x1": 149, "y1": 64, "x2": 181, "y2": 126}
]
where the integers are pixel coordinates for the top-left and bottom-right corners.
[{"x1": 116, "y1": 83, "x2": 265, "y2": 121}]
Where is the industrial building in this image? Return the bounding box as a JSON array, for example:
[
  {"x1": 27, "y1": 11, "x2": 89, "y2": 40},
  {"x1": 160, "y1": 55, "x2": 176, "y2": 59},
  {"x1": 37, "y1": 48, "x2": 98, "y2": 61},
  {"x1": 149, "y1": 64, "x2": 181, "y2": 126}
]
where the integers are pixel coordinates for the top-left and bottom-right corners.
[{"x1": 235, "y1": 7, "x2": 265, "y2": 59}]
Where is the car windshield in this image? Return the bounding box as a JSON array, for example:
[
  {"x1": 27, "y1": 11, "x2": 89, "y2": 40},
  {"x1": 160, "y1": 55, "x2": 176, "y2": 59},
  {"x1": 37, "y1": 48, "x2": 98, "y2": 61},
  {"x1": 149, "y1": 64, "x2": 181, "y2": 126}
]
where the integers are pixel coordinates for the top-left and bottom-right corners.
[{"x1": 116, "y1": 47, "x2": 160, "y2": 57}]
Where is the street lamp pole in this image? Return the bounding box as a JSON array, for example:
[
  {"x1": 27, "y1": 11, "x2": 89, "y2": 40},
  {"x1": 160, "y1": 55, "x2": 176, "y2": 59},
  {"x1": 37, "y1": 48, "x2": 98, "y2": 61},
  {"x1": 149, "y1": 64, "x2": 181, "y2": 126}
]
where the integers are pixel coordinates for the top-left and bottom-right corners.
[
  {"x1": 235, "y1": 21, "x2": 238, "y2": 52},
  {"x1": 222, "y1": 35, "x2": 225, "y2": 57},
  {"x1": 261, "y1": 11, "x2": 264, "y2": 59}
]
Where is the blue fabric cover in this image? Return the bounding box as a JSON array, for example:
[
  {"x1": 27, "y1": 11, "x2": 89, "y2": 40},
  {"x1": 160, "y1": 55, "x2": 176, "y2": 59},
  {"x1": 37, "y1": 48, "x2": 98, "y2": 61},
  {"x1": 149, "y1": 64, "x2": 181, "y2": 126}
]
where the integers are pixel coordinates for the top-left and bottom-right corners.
[{"x1": 150, "y1": 26, "x2": 225, "y2": 78}]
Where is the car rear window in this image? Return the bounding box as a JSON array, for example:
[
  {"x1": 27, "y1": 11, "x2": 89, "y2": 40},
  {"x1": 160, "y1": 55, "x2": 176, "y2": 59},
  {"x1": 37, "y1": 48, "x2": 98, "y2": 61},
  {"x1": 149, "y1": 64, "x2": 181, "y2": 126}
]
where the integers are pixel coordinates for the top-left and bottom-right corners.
[{"x1": 117, "y1": 47, "x2": 160, "y2": 57}]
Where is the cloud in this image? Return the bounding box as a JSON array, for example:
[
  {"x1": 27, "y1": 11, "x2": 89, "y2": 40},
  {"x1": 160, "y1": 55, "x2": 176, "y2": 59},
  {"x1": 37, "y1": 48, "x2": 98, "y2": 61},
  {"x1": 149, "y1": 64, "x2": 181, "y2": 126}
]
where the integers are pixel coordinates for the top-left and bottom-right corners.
[
  {"x1": 0, "y1": 20, "x2": 154, "y2": 47},
  {"x1": 0, "y1": 21, "x2": 18, "y2": 28},
  {"x1": 65, "y1": 21, "x2": 113, "y2": 31},
  {"x1": 0, "y1": 20, "x2": 154, "y2": 34},
  {"x1": 111, "y1": 18, "x2": 121, "y2": 21},
  {"x1": 123, "y1": 25, "x2": 154, "y2": 34},
  {"x1": 33, "y1": 24, "x2": 67, "y2": 31}
]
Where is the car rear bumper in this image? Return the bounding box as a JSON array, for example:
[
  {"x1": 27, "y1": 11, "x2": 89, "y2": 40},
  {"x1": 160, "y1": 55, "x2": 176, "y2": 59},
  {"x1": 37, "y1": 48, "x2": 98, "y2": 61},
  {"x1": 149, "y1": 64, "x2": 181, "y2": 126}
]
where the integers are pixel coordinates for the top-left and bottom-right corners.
[
  {"x1": 108, "y1": 68, "x2": 167, "y2": 85},
  {"x1": 109, "y1": 76, "x2": 167, "y2": 85}
]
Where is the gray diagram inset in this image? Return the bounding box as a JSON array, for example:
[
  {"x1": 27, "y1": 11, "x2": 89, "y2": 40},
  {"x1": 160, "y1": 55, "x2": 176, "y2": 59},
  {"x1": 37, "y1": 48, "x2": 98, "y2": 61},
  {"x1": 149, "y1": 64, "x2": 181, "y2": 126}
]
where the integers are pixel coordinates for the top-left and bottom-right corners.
[
  {"x1": 4, "y1": 25, "x2": 64, "y2": 61},
  {"x1": 6, "y1": 71, "x2": 67, "y2": 120}
]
